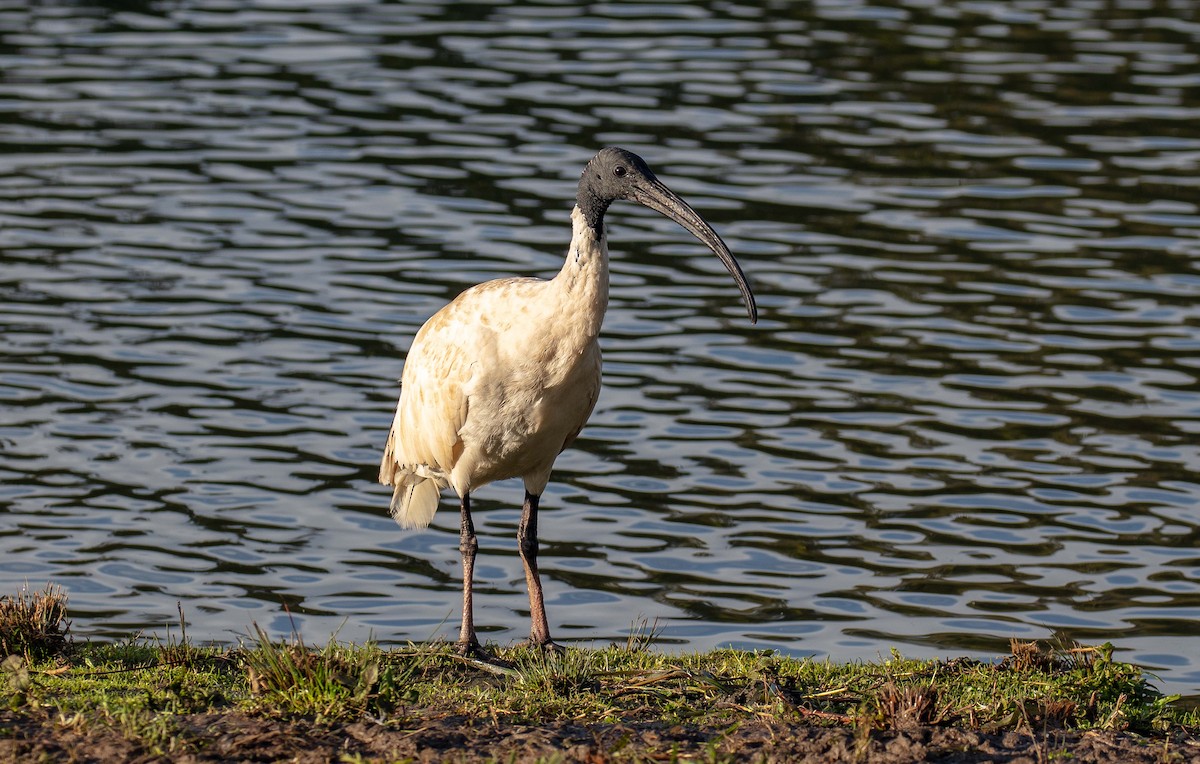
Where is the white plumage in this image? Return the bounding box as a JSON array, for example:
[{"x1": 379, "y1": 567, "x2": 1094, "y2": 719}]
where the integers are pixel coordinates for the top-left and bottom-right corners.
[{"x1": 380, "y1": 208, "x2": 605, "y2": 528}]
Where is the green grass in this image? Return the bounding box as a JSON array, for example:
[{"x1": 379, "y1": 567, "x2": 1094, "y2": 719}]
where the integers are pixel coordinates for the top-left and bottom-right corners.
[
  {"x1": 5, "y1": 635, "x2": 1194, "y2": 733},
  {"x1": 1, "y1": 586, "x2": 1197, "y2": 760}
]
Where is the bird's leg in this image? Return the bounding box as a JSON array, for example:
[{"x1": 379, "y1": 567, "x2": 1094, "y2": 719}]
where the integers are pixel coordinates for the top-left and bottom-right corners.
[
  {"x1": 456, "y1": 491, "x2": 482, "y2": 656},
  {"x1": 517, "y1": 490, "x2": 561, "y2": 652}
]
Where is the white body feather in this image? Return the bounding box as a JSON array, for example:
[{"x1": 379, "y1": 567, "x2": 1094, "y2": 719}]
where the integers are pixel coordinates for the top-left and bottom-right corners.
[{"x1": 379, "y1": 206, "x2": 607, "y2": 528}]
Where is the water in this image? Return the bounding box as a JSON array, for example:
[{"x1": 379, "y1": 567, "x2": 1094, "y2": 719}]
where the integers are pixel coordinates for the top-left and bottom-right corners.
[{"x1": 2, "y1": 0, "x2": 1199, "y2": 697}]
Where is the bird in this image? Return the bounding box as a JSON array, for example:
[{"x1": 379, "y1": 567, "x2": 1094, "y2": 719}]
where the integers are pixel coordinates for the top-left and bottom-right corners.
[{"x1": 379, "y1": 146, "x2": 757, "y2": 656}]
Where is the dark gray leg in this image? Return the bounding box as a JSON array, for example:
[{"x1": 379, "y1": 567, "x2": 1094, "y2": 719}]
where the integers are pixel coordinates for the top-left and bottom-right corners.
[
  {"x1": 517, "y1": 490, "x2": 560, "y2": 651},
  {"x1": 456, "y1": 492, "x2": 482, "y2": 655}
]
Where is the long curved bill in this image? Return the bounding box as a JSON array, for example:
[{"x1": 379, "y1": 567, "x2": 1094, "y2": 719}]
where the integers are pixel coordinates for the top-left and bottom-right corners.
[{"x1": 631, "y1": 179, "x2": 758, "y2": 324}]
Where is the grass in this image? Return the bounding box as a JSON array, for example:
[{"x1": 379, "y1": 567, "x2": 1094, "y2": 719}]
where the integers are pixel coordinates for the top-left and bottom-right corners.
[
  {"x1": 0, "y1": 586, "x2": 1197, "y2": 762},
  {"x1": 0, "y1": 583, "x2": 70, "y2": 661}
]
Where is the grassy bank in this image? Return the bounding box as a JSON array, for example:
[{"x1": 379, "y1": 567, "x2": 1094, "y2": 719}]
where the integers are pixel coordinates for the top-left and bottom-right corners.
[{"x1": 2, "y1": 585, "x2": 1198, "y2": 762}]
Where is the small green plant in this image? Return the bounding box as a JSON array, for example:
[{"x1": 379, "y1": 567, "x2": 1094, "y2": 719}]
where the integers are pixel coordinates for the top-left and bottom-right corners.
[
  {"x1": 242, "y1": 624, "x2": 419, "y2": 721},
  {"x1": 3, "y1": 654, "x2": 32, "y2": 709},
  {"x1": 623, "y1": 616, "x2": 664, "y2": 652},
  {"x1": 158, "y1": 601, "x2": 203, "y2": 667}
]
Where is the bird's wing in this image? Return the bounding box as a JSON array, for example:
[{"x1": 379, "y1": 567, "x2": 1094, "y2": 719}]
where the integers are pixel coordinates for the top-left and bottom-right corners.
[
  {"x1": 379, "y1": 297, "x2": 476, "y2": 488},
  {"x1": 380, "y1": 277, "x2": 549, "y2": 495},
  {"x1": 401, "y1": 328, "x2": 472, "y2": 473}
]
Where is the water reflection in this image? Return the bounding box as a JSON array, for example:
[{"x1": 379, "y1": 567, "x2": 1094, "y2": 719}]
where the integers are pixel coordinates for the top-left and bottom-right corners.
[{"x1": 0, "y1": 0, "x2": 1198, "y2": 697}]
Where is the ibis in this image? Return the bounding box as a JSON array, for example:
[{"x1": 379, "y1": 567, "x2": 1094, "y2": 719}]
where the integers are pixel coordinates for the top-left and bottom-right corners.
[{"x1": 379, "y1": 147, "x2": 757, "y2": 655}]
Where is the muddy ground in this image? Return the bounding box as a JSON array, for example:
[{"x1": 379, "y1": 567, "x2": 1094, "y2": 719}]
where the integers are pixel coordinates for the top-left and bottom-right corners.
[{"x1": 2, "y1": 708, "x2": 1196, "y2": 763}]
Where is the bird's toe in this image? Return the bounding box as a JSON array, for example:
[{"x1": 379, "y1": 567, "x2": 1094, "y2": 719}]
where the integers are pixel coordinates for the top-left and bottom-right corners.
[
  {"x1": 455, "y1": 638, "x2": 487, "y2": 659},
  {"x1": 518, "y1": 638, "x2": 566, "y2": 655}
]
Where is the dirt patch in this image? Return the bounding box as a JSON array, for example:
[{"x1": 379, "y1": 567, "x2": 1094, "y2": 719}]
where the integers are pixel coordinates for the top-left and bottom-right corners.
[{"x1": 2, "y1": 708, "x2": 1196, "y2": 763}]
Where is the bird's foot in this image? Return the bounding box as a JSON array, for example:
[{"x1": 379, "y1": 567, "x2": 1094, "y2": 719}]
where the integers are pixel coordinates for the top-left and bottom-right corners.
[
  {"x1": 453, "y1": 639, "x2": 517, "y2": 671},
  {"x1": 517, "y1": 638, "x2": 566, "y2": 655},
  {"x1": 455, "y1": 637, "x2": 488, "y2": 659}
]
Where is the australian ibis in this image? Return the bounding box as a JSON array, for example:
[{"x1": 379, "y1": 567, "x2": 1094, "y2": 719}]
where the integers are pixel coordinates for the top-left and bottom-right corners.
[{"x1": 379, "y1": 147, "x2": 757, "y2": 655}]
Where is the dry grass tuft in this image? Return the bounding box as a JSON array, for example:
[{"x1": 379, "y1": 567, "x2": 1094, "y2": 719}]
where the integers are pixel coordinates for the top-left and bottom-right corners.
[
  {"x1": 876, "y1": 682, "x2": 940, "y2": 729},
  {"x1": 0, "y1": 583, "x2": 71, "y2": 660},
  {"x1": 1040, "y1": 699, "x2": 1079, "y2": 728},
  {"x1": 1007, "y1": 638, "x2": 1060, "y2": 673}
]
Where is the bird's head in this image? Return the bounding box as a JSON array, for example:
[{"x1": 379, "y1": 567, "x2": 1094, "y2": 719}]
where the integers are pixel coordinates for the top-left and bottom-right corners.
[
  {"x1": 576, "y1": 146, "x2": 757, "y2": 324},
  {"x1": 578, "y1": 147, "x2": 660, "y2": 214}
]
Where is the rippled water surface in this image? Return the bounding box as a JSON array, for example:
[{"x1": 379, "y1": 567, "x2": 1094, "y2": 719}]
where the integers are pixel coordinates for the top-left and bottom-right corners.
[{"x1": 2, "y1": 0, "x2": 1199, "y2": 695}]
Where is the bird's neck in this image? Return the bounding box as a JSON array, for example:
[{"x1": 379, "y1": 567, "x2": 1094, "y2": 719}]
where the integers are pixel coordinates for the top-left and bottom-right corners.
[{"x1": 551, "y1": 206, "x2": 610, "y2": 338}]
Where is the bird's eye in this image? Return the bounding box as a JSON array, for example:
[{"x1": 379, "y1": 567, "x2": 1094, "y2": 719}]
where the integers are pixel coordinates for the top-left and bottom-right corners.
[{"x1": 614, "y1": 166, "x2": 627, "y2": 177}]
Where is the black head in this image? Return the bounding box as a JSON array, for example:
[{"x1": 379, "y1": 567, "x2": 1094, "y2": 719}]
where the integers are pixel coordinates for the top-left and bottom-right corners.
[
  {"x1": 575, "y1": 146, "x2": 757, "y2": 324},
  {"x1": 576, "y1": 147, "x2": 659, "y2": 230}
]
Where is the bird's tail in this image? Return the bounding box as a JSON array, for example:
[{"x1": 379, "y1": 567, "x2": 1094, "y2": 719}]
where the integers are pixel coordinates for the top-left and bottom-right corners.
[
  {"x1": 388, "y1": 476, "x2": 442, "y2": 529},
  {"x1": 379, "y1": 424, "x2": 444, "y2": 529}
]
